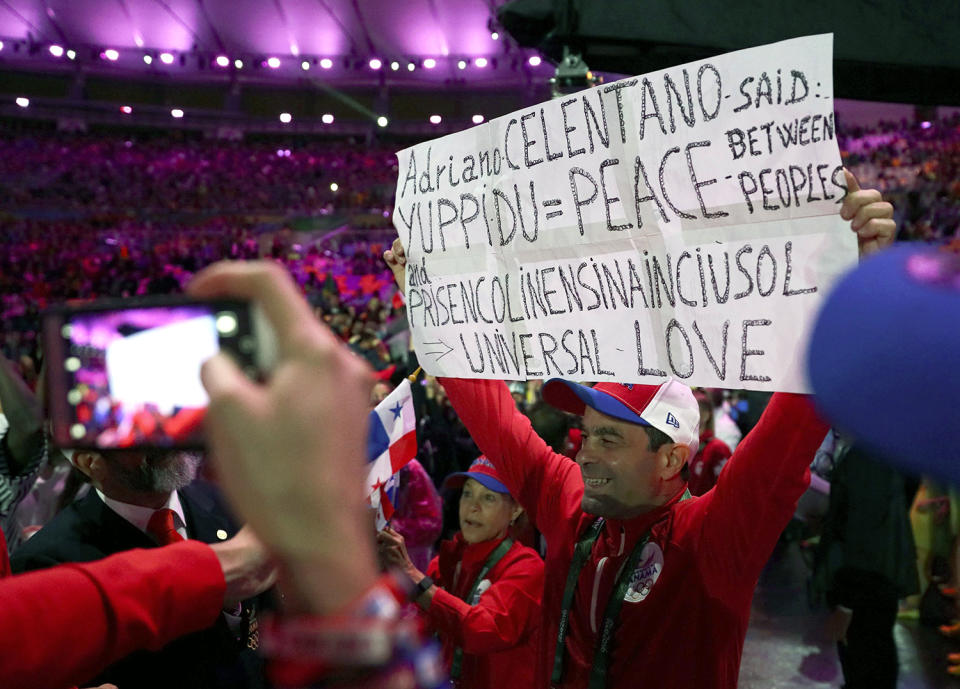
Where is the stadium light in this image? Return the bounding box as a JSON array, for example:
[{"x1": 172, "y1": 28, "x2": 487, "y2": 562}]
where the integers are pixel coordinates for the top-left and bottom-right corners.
[
  {"x1": 171, "y1": 108, "x2": 184, "y2": 118},
  {"x1": 15, "y1": 97, "x2": 29, "y2": 108},
  {"x1": 475, "y1": 57, "x2": 488, "y2": 68},
  {"x1": 49, "y1": 45, "x2": 64, "y2": 58},
  {"x1": 160, "y1": 52, "x2": 174, "y2": 65},
  {"x1": 279, "y1": 112, "x2": 292, "y2": 123},
  {"x1": 320, "y1": 58, "x2": 333, "y2": 69},
  {"x1": 267, "y1": 56, "x2": 281, "y2": 69}
]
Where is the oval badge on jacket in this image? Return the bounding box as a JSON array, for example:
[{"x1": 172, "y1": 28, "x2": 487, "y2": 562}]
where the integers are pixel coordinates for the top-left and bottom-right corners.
[{"x1": 624, "y1": 542, "x2": 664, "y2": 603}]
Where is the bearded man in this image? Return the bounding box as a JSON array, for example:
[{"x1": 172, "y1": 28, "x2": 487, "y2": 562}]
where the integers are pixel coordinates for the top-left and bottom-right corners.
[{"x1": 11, "y1": 449, "x2": 266, "y2": 689}]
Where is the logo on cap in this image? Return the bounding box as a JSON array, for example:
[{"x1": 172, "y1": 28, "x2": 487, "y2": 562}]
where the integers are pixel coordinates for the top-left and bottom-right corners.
[{"x1": 665, "y1": 412, "x2": 680, "y2": 429}]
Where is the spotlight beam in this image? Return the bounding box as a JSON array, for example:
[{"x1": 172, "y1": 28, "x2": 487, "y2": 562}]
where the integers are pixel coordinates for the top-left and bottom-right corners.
[{"x1": 304, "y1": 75, "x2": 383, "y2": 128}]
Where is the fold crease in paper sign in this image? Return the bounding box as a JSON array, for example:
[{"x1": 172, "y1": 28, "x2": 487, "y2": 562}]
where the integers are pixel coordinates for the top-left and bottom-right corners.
[{"x1": 392, "y1": 33, "x2": 856, "y2": 392}]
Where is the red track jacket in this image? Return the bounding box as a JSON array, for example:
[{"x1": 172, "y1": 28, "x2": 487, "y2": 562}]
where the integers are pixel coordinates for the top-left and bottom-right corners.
[
  {"x1": 441, "y1": 377, "x2": 826, "y2": 689},
  {"x1": 0, "y1": 539, "x2": 224, "y2": 689},
  {"x1": 425, "y1": 532, "x2": 543, "y2": 689}
]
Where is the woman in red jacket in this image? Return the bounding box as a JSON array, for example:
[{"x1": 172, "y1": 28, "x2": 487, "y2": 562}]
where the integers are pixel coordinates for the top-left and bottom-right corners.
[{"x1": 378, "y1": 456, "x2": 543, "y2": 689}]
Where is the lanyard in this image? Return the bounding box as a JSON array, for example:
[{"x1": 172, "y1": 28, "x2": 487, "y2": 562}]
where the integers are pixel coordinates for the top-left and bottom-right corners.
[
  {"x1": 552, "y1": 490, "x2": 690, "y2": 689},
  {"x1": 450, "y1": 537, "x2": 514, "y2": 680}
]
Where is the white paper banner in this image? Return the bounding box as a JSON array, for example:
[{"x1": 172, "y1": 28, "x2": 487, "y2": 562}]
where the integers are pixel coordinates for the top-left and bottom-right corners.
[{"x1": 392, "y1": 34, "x2": 856, "y2": 392}]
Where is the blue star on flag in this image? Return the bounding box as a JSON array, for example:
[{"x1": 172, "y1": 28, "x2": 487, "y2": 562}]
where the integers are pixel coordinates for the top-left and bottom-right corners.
[{"x1": 390, "y1": 401, "x2": 404, "y2": 420}]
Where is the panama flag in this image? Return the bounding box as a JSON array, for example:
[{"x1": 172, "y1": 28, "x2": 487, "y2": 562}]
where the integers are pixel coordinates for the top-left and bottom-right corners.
[{"x1": 366, "y1": 378, "x2": 417, "y2": 529}]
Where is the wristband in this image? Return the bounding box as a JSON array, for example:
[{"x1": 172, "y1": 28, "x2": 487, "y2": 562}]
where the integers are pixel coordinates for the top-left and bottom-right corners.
[{"x1": 413, "y1": 575, "x2": 434, "y2": 598}]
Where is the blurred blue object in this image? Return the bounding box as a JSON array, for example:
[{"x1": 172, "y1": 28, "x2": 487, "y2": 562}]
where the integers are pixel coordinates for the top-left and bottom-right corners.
[{"x1": 807, "y1": 244, "x2": 960, "y2": 478}]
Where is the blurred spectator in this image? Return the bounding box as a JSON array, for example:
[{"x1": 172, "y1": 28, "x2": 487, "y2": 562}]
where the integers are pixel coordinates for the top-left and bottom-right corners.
[{"x1": 686, "y1": 392, "x2": 733, "y2": 497}]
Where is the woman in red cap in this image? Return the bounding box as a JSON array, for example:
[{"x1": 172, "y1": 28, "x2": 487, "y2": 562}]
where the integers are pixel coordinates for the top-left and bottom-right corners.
[{"x1": 378, "y1": 456, "x2": 543, "y2": 689}]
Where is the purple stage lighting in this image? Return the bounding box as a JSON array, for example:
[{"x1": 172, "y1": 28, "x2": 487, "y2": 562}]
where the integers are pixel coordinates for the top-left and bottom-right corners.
[
  {"x1": 491, "y1": 31, "x2": 499, "y2": 40},
  {"x1": 429, "y1": 115, "x2": 442, "y2": 124},
  {"x1": 170, "y1": 108, "x2": 184, "y2": 118},
  {"x1": 475, "y1": 57, "x2": 488, "y2": 68},
  {"x1": 390, "y1": 61, "x2": 400, "y2": 71},
  {"x1": 301, "y1": 60, "x2": 311, "y2": 71},
  {"x1": 267, "y1": 56, "x2": 281, "y2": 68},
  {"x1": 472, "y1": 114, "x2": 484, "y2": 124},
  {"x1": 103, "y1": 49, "x2": 119, "y2": 61},
  {"x1": 67, "y1": 49, "x2": 76, "y2": 60},
  {"x1": 49, "y1": 45, "x2": 64, "y2": 58},
  {"x1": 457, "y1": 60, "x2": 467, "y2": 70},
  {"x1": 160, "y1": 52, "x2": 174, "y2": 65},
  {"x1": 120, "y1": 105, "x2": 133, "y2": 114},
  {"x1": 234, "y1": 59, "x2": 243, "y2": 69},
  {"x1": 320, "y1": 58, "x2": 333, "y2": 69},
  {"x1": 279, "y1": 112, "x2": 292, "y2": 123},
  {"x1": 369, "y1": 58, "x2": 382, "y2": 70},
  {"x1": 423, "y1": 58, "x2": 436, "y2": 69},
  {"x1": 921, "y1": 121, "x2": 932, "y2": 129},
  {"x1": 322, "y1": 113, "x2": 334, "y2": 124},
  {"x1": 15, "y1": 97, "x2": 29, "y2": 108},
  {"x1": 528, "y1": 55, "x2": 542, "y2": 67},
  {"x1": 143, "y1": 54, "x2": 153, "y2": 65},
  {"x1": 215, "y1": 55, "x2": 230, "y2": 68}
]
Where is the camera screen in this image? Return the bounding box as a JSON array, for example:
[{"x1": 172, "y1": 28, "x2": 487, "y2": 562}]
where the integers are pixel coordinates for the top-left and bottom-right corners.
[{"x1": 59, "y1": 304, "x2": 226, "y2": 448}]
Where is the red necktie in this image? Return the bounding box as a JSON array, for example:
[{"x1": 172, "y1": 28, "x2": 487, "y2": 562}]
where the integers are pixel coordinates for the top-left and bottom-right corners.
[{"x1": 147, "y1": 508, "x2": 185, "y2": 545}]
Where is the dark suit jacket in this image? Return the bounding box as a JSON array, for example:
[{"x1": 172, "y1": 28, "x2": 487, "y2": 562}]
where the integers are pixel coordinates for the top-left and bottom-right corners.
[{"x1": 10, "y1": 481, "x2": 265, "y2": 689}]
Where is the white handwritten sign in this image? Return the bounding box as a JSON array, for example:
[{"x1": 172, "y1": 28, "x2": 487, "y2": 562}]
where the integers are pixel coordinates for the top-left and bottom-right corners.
[{"x1": 392, "y1": 34, "x2": 856, "y2": 392}]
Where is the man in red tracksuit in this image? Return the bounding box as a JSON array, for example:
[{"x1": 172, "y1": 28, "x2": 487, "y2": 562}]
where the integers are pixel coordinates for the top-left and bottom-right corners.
[{"x1": 438, "y1": 375, "x2": 825, "y2": 689}]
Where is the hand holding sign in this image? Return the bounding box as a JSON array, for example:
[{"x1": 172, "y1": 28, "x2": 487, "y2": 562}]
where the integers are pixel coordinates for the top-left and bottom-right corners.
[
  {"x1": 840, "y1": 169, "x2": 895, "y2": 258},
  {"x1": 384, "y1": 239, "x2": 408, "y2": 295}
]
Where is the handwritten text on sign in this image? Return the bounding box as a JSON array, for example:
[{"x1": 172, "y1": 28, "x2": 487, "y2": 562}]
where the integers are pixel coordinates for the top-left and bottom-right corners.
[{"x1": 392, "y1": 34, "x2": 857, "y2": 392}]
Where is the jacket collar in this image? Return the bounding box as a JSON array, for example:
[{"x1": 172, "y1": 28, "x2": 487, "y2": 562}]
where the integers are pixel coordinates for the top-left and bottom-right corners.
[
  {"x1": 450, "y1": 531, "x2": 511, "y2": 570},
  {"x1": 599, "y1": 484, "x2": 687, "y2": 550}
]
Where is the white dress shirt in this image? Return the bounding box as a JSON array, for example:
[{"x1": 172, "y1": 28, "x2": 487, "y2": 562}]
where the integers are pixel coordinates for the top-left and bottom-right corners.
[{"x1": 96, "y1": 488, "x2": 188, "y2": 540}]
